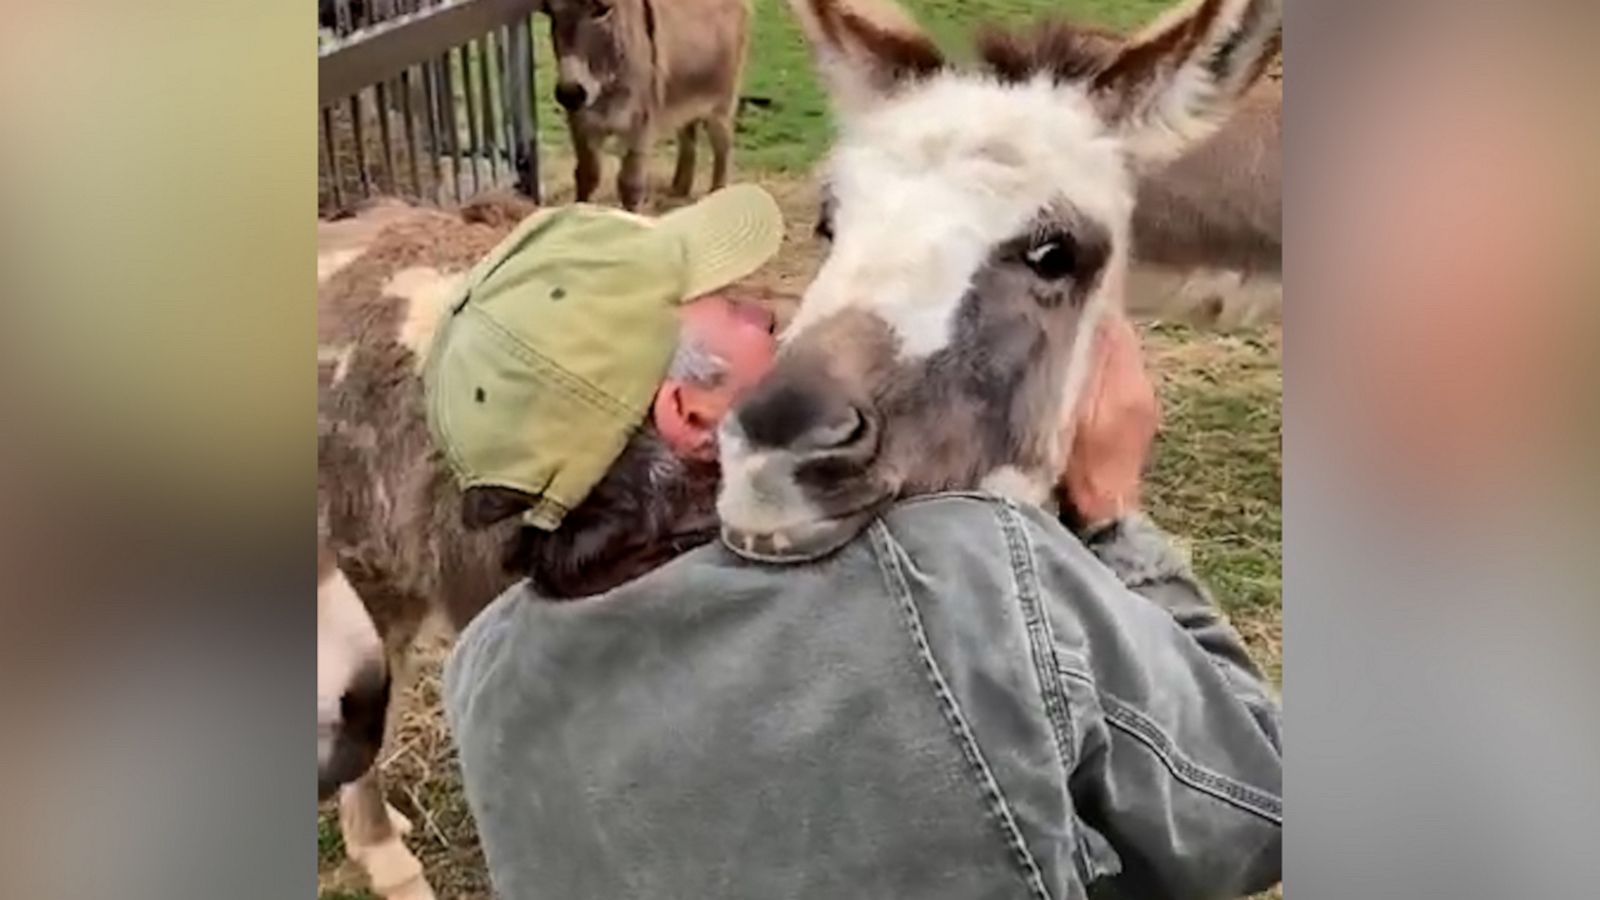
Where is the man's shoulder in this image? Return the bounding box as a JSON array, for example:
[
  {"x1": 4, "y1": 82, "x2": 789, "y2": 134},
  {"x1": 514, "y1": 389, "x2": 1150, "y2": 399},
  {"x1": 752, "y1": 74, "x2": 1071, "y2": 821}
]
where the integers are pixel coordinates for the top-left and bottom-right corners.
[
  {"x1": 443, "y1": 539, "x2": 828, "y2": 711},
  {"x1": 455, "y1": 493, "x2": 1085, "y2": 627},
  {"x1": 442, "y1": 576, "x2": 528, "y2": 731},
  {"x1": 444, "y1": 495, "x2": 1090, "y2": 713},
  {"x1": 877, "y1": 491, "x2": 1089, "y2": 568},
  {"x1": 882, "y1": 491, "x2": 1066, "y2": 530},
  {"x1": 874, "y1": 492, "x2": 1142, "y2": 632}
]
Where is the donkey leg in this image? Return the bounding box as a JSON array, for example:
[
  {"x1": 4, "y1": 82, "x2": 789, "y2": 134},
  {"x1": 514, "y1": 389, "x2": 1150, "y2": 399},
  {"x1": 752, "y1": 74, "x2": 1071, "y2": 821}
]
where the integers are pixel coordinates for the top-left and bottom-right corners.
[
  {"x1": 618, "y1": 131, "x2": 650, "y2": 212},
  {"x1": 670, "y1": 123, "x2": 698, "y2": 198},
  {"x1": 341, "y1": 601, "x2": 435, "y2": 900},
  {"x1": 706, "y1": 113, "x2": 734, "y2": 193},
  {"x1": 339, "y1": 771, "x2": 437, "y2": 900},
  {"x1": 570, "y1": 121, "x2": 601, "y2": 203}
]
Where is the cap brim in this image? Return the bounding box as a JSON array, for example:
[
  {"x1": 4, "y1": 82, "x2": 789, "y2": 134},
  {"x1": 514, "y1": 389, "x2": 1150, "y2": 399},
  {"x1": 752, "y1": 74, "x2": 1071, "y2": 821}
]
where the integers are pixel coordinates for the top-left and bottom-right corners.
[{"x1": 654, "y1": 184, "x2": 785, "y2": 301}]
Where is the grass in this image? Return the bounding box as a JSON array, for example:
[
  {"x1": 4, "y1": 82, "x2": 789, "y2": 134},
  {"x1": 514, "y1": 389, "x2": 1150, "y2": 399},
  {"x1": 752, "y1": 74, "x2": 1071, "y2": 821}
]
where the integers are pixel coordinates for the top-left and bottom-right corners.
[
  {"x1": 320, "y1": 1, "x2": 1281, "y2": 896},
  {"x1": 1144, "y1": 323, "x2": 1283, "y2": 683}
]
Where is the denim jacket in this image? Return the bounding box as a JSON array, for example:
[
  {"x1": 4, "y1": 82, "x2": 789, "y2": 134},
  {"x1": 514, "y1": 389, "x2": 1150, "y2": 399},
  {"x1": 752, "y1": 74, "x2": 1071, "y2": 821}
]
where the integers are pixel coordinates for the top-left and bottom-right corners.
[{"x1": 444, "y1": 494, "x2": 1282, "y2": 899}]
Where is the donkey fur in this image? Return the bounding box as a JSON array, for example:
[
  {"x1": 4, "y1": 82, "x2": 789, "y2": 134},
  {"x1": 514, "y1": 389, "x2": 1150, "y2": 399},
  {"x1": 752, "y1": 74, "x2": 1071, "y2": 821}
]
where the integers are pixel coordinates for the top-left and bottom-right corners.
[
  {"x1": 316, "y1": 193, "x2": 534, "y2": 900},
  {"x1": 715, "y1": 0, "x2": 1282, "y2": 554}
]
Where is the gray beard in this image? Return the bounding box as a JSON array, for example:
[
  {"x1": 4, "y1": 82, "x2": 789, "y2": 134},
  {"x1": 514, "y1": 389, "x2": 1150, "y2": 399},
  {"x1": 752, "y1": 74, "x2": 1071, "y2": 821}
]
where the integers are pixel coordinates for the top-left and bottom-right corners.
[{"x1": 503, "y1": 428, "x2": 723, "y2": 599}]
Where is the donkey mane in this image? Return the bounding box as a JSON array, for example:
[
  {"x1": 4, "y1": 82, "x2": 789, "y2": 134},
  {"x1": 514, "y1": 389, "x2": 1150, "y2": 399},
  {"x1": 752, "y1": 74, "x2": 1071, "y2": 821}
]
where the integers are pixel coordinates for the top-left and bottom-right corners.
[{"x1": 975, "y1": 19, "x2": 1125, "y2": 85}]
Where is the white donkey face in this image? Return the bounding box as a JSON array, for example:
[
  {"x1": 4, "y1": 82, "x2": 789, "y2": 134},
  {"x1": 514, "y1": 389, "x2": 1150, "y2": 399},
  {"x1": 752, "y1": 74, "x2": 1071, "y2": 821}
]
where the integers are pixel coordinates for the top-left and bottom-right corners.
[
  {"x1": 717, "y1": 0, "x2": 1282, "y2": 561},
  {"x1": 791, "y1": 73, "x2": 1134, "y2": 360}
]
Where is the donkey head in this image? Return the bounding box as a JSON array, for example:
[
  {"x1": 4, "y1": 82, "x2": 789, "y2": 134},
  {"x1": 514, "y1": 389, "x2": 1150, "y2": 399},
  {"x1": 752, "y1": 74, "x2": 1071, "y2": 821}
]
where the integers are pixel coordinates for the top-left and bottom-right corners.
[
  {"x1": 545, "y1": 0, "x2": 651, "y2": 114},
  {"x1": 717, "y1": 0, "x2": 1282, "y2": 561}
]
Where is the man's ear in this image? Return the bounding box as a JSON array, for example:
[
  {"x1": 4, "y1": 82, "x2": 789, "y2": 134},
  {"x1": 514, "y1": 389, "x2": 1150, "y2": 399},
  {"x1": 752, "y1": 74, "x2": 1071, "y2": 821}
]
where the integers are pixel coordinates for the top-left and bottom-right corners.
[
  {"x1": 461, "y1": 486, "x2": 535, "y2": 529},
  {"x1": 652, "y1": 380, "x2": 721, "y2": 461},
  {"x1": 786, "y1": 0, "x2": 944, "y2": 119},
  {"x1": 1093, "y1": 0, "x2": 1282, "y2": 170}
]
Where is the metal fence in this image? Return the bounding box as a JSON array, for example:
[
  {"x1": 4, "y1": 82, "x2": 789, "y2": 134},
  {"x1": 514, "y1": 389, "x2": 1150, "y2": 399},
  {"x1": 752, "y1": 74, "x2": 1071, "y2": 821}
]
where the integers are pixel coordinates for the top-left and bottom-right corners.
[{"x1": 318, "y1": 0, "x2": 544, "y2": 217}]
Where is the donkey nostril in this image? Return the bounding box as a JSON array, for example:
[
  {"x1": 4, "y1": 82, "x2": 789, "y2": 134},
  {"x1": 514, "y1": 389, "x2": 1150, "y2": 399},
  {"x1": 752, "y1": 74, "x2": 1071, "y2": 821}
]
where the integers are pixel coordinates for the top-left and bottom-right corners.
[
  {"x1": 554, "y1": 82, "x2": 587, "y2": 110},
  {"x1": 735, "y1": 378, "x2": 873, "y2": 455},
  {"x1": 810, "y1": 406, "x2": 868, "y2": 450}
]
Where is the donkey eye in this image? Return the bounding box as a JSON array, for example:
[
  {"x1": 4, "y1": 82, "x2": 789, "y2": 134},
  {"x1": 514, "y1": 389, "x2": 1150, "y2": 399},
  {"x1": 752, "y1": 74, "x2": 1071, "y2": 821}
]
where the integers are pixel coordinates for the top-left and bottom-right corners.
[
  {"x1": 814, "y1": 215, "x2": 834, "y2": 243},
  {"x1": 591, "y1": 1, "x2": 613, "y2": 20},
  {"x1": 1023, "y1": 235, "x2": 1078, "y2": 281}
]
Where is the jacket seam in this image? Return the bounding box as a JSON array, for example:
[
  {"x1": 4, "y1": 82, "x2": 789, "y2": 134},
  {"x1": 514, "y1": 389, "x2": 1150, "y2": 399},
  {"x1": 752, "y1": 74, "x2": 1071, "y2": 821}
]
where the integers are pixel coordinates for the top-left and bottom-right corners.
[
  {"x1": 994, "y1": 500, "x2": 1078, "y2": 767},
  {"x1": 1099, "y1": 691, "x2": 1284, "y2": 824},
  {"x1": 870, "y1": 521, "x2": 1055, "y2": 900},
  {"x1": 891, "y1": 490, "x2": 1020, "y2": 509}
]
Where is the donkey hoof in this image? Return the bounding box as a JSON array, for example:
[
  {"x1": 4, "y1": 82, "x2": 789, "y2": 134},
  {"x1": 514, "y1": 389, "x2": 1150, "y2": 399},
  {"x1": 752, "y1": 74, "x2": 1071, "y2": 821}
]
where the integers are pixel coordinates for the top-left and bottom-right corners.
[
  {"x1": 355, "y1": 837, "x2": 430, "y2": 899},
  {"x1": 386, "y1": 878, "x2": 439, "y2": 900}
]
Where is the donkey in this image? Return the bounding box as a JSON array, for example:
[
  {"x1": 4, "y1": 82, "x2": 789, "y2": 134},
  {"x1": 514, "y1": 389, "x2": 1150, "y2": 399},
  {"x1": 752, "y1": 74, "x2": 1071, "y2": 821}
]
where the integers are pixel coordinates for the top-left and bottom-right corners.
[
  {"x1": 544, "y1": 0, "x2": 752, "y2": 211},
  {"x1": 315, "y1": 190, "x2": 789, "y2": 897},
  {"x1": 317, "y1": 539, "x2": 388, "y2": 802},
  {"x1": 716, "y1": 0, "x2": 1283, "y2": 560},
  {"x1": 317, "y1": 195, "x2": 533, "y2": 900},
  {"x1": 1133, "y1": 78, "x2": 1280, "y2": 275},
  {"x1": 1127, "y1": 76, "x2": 1282, "y2": 326}
]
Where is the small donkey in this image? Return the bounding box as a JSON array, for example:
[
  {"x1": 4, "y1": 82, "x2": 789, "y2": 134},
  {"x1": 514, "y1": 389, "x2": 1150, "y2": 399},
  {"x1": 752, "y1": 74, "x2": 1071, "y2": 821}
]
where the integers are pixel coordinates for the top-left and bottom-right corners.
[
  {"x1": 317, "y1": 195, "x2": 531, "y2": 900},
  {"x1": 717, "y1": 0, "x2": 1283, "y2": 559},
  {"x1": 544, "y1": 0, "x2": 752, "y2": 210},
  {"x1": 1127, "y1": 76, "x2": 1282, "y2": 326}
]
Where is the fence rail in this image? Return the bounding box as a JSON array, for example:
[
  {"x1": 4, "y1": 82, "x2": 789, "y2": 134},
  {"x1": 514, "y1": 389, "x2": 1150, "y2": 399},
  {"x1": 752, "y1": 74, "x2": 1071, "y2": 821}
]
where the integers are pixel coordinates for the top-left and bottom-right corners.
[{"x1": 317, "y1": 0, "x2": 544, "y2": 217}]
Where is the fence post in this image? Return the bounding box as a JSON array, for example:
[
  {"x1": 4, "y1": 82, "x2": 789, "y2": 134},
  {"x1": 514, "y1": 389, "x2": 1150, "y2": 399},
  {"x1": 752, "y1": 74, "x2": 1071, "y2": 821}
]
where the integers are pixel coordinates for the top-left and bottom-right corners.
[
  {"x1": 317, "y1": 0, "x2": 544, "y2": 210},
  {"x1": 507, "y1": 18, "x2": 541, "y2": 203}
]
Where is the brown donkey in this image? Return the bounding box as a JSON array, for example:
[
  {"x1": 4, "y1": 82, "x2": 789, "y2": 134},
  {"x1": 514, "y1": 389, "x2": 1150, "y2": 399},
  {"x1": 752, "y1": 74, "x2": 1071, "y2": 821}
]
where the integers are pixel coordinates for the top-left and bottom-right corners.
[
  {"x1": 1128, "y1": 76, "x2": 1281, "y2": 326},
  {"x1": 317, "y1": 195, "x2": 535, "y2": 900},
  {"x1": 545, "y1": 0, "x2": 752, "y2": 210},
  {"x1": 717, "y1": 0, "x2": 1283, "y2": 560}
]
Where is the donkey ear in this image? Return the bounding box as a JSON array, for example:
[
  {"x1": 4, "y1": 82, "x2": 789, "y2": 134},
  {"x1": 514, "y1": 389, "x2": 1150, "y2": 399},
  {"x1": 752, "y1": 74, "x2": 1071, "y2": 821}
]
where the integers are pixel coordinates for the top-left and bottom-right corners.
[
  {"x1": 786, "y1": 0, "x2": 944, "y2": 117},
  {"x1": 1094, "y1": 0, "x2": 1282, "y2": 169}
]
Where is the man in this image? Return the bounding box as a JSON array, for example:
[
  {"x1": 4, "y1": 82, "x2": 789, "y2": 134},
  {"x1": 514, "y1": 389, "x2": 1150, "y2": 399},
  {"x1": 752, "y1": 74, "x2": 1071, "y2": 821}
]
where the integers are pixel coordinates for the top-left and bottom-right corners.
[{"x1": 428, "y1": 186, "x2": 1282, "y2": 899}]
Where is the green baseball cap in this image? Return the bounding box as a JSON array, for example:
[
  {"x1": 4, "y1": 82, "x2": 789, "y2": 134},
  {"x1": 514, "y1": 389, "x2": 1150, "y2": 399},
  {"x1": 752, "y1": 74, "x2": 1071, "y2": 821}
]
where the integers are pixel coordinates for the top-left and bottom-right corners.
[{"x1": 423, "y1": 184, "x2": 784, "y2": 531}]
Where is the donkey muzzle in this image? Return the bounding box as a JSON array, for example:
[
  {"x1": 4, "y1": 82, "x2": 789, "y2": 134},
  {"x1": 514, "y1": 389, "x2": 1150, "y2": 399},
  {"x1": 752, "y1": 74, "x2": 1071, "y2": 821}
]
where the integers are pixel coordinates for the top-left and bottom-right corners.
[
  {"x1": 721, "y1": 507, "x2": 881, "y2": 563},
  {"x1": 554, "y1": 81, "x2": 589, "y2": 111},
  {"x1": 717, "y1": 365, "x2": 891, "y2": 562},
  {"x1": 716, "y1": 422, "x2": 890, "y2": 564}
]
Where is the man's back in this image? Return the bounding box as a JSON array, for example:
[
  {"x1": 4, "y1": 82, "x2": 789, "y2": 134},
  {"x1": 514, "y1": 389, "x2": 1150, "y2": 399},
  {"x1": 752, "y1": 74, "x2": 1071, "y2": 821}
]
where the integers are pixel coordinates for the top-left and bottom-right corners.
[{"x1": 446, "y1": 494, "x2": 1281, "y2": 899}]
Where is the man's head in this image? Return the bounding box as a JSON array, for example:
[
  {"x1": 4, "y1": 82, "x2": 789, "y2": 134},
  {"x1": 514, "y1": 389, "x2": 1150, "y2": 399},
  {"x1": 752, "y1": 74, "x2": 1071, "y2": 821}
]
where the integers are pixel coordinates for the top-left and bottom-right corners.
[
  {"x1": 424, "y1": 187, "x2": 784, "y2": 597},
  {"x1": 503, "y1": 289, "x2": 778, "y2": 596},
  {"x1": 651, "y1": 289, "x2": 781, "y2": 463}
]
